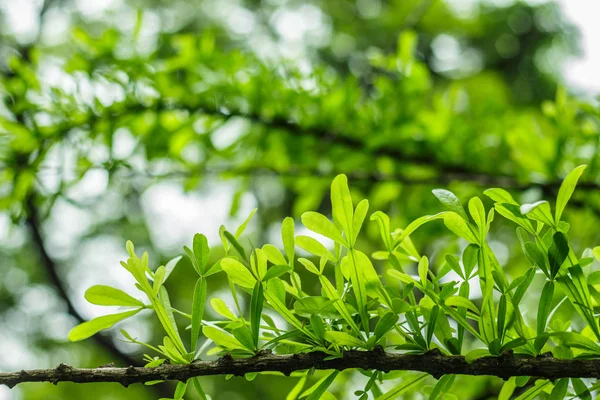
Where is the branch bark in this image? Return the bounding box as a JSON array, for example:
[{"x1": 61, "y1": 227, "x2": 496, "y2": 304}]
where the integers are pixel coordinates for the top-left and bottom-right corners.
[{"x1": 2, "y1": 349, "x2": 599, "y2": 388}]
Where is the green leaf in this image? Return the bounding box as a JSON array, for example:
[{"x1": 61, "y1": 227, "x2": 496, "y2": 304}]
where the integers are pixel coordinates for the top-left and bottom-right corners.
[
  {"x1": 262, "y1": 244, "x2": 288, "y2": 266},
  {"x1": 537, "y1": 281, "x2": 554, "y2": 335},
  {"x1": 463, "y1": 244, "x2": 479, "y2": 279},
  {"x1": 192, "y1": 234, "x2": 209, "y2": 275},
  {"x1": 393, "y1": 213, "x2": 446, "y2": 247},
  {"x1": 483, "y1": 188, "x2": 518, "y2": 204},
  {"x1": 304, "y1": 370, "x2": 339, "y2": 400},
  {"x1": 432, "y1": 189, "x2": 469, "y2": 221},
  {"x1": 374, "y1": 313, "x2": 399, "y2": 340},
  {"x1": 520, "y1": 201, "x2": 554, "y2": 226},
  {"x1": 295, "y1": 235, "x2": 335, "y2": 262},
  {"x1": 68, "y1": 309, "x2": 141, "y2": 341},
  {"x1": 555, "y1": 165, "x2": 586, "y2": 223},
  {"x1": 352, "y1": 199, "x2": 369, "y2": 244},
  {"x1": 548, "y1": 232, "x2": 569, "y2": 278},
  {"x1": 282, "y1": 217, "x2": 295, "y2": 265},
  {"x1": 443, "y1": 212, "x2": 479, "y2": 243},
  {"x1": 84, "y1": 285, "x2": 144, "y2": 307},
  {"x1": 552, "y1": 332, "x2": 600, "y2": 353},
  {"x1": 445, "y1": 296, "x2": 479, "y2": 314},
  {"x1": 331, "y1": 174, "x2": 355, "y2": 239},
  {"x1": 202, "y1": 326, "x2": 246, "y2": 350},
  {"x1": 375, "y1": 373, "x2": 428, "y2": 400},
  {"x1": 370, "y1": 211, "x2": 392, "y2": 250},
  {"x1": 301, "y1": 211, "x2": 347, "y2": 246},
  {"x1": 251, "y1": 282, "x2": 264, "y2": 348},
  {"x1": 426, "y1": 305, "x2": 439, "y2": 347},
  {"x1": 287, "y1": 372, "x2": 308, "y2": 400},
  {"x1": 153, "y1": 266, "x2": 166, "y2": 294},
  {"x1": 191, "y1": 277, "x2": 207, "y2": 351},
  {"x1": 418, "y1": 256, "x2": 429, "y2": 284},
  {"x1": 262, "y1": 265, "x2": 292, "y2": 281},
  {"x1": 298, "y1": 258, "x2": 321, "y2": 275},
  {"x1": 235, "y1": 208, "x2": 257, "y2": 237},
  {"x1": 310, "y1": 315, "x2": 325, "y2": 339},
  {"x1": 174, "y1": 380, "x2": 188, "y2": 399},
  {"x1": 498, "y1": 377, "x2": 517, "y2": 400},
  {"x1": 324, "y1": 331, "x2": 364, "y2": 347},
  {"x1": 468, "y1": 197, "x2": 486, "y2": 231},
  {"x1": 232, "y1": 326, "x2": 255, "y2": 351},
  {"x1": 514, "y1": 380, "x2": 550, "y2": 400},
  {"x1": 223, "y1": 231, "x2": 248, "y2": 262},
  {"x1": 548, "y1": 378, "x2": 568, "y2": 400},
  {"x1": 445, "y1": 255, "x2": 464, "y2": 280},
  {"x1": 429, "y1": 375, "x2": 455, "y2": 400},
  {"x1": 221, "y1": 258, "x2": 257, "y2": 288},
  {"x1": 192, "y1": 377, "x2": 208, "y2": 400},
  {"x1": 210, "y1": 298, "x2": 237, "y2": 320},
  {"x1": 157, "y1": 286, "x2": 185, "y2": 352}
]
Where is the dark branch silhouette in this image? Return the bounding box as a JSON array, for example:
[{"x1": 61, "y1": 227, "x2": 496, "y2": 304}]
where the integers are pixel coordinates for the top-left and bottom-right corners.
[{"x1": 2, "y1": 349, "x2": 598, "y2": 388}]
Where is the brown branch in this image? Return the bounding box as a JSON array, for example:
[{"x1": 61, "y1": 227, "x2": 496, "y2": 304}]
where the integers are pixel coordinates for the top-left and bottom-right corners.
[{"x1": 2, "y1": 349, "x2": 599, "y2": 388}]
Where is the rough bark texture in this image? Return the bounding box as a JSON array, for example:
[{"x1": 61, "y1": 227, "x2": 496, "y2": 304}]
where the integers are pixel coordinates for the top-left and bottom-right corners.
[{"x1": 3, "y1": 349, "x2": 600, "y2": 388}]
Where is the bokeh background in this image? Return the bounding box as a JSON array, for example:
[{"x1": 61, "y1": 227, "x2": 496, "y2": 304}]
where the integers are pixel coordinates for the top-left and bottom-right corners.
[{"x1": 1, "y1": 0, "x2": 600, "y2": 399}]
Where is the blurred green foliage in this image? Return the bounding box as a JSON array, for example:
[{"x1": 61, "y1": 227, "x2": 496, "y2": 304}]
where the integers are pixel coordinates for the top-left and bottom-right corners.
[{"x1": 0, "y1": 0, "x2": 599, "y2": 399}]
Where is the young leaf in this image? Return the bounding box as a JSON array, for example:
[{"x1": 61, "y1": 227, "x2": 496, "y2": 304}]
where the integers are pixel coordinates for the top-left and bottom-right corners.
[
  {"x1": 352, "y1": 199, "x2": 369, "y2": 245},
  {"x1": 548, "y1": 378, "x2": 568, "y2": 400},
  {"x1": 223, "y1": 230, "x2": 248, "y2": 262},
  {"x1": 304, "y1": 370, "x2": 340, "y2": 400},
  {"x1": 202, "y1": 326, "x2": 246, "y2": 350},
  {"x1": 192, "y1": 233, "x2": 209, "y2": 275},
  {"x1": 548, "y1": 232, "x2": 569, "y2": 278},
  {"x1": 375, "y1": 373, "x2": 428, "y2": 400},
  {"x1": 235, "y1": 208, "x2": 257, "y2": 238},
  {"x1": 262, "y1": 244, "x2": 288, "y2": 266},
  {"x1": 374, "y1": 313, "x2": 399, "y2": 341},
  {"x1": 443, "y1": 212, "x2": 479, "y2": 244},
  {"x1": 445, "y1": 296, "x2": 479, "y2": 314},
  {"x1": 68, "y1": 309, "x2": 142, "y2": 341},
  {"x1": 418, "y1": 256, "x2": 429, "y2": 284},
  {"x1": 84, "y1": 285, "x2": 144, "y2": 307},
  {"x1": 370, "y1": 211, "x2": 392, "y2": 250},
  {"x1": 221, "y1": 258, "x2": 257, "y2": 288},
  {"x1": 483, "y1": 188, "x2": 518, "y2": 204},
  {"x1": 324, "y1": 331, "x2": 364, "y2": 347},
  {"x1": 432, "y1": 189, "x2": 469, "y2": 221},
  {"x1": 250, "y1": 282, "x2": 264, "y2": 348},
  {"x1": 174, "y1": 380, "x2": 188, "y2": 399},
  {"x1": 520, "y1": 201, "x2": 554, "y2": 226},
  {"x1": 445, "y1": 254, "x2": 464, "y2": 280},
  {"x1": 555, "y1": 165, "x2": 586, "y2": 223},
  {"x1": 301, "y1": 211, "x2": 347, "y2": 246},
  {"x1": 331, "y1": 174, "x2": 355, "y2": 238},
  {"x1": 191, "y1": 277, "x2": 207, "y2": 351},
  {"x1": 295, "y1": 235, "x2": 336, "y2": 262},
  {"x1": 429, "y1": 374, "x2": 455, "y2": 400},
  {"x1": 262, "y1": 265, "x2": 292, "y2": 281},
  {"x1": 210, "y1": 298, "x2": 237, "y2": 320},
  {"x1": 537, "y1": 281, "x2": 554, "y2": 335},
  {"x1": 282, "y1": 217, "x2": 295, "y2": 265},
  {"x1": 468, "y1": 197, "x2": 486, "y2": 231}
]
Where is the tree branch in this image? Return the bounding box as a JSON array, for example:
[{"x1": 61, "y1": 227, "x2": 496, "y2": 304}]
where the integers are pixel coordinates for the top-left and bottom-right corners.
[{"x1": 2, "y1": 349, "x2": 599, "y2": 388}]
